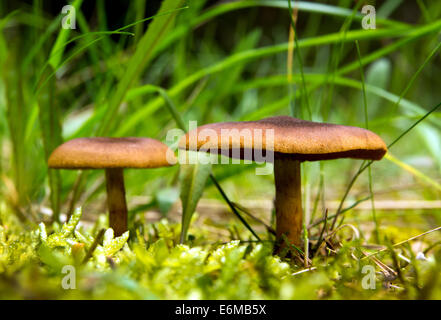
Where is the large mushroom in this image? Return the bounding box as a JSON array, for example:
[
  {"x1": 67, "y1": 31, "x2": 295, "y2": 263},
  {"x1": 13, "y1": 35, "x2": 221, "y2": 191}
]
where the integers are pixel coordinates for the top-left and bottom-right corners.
[
  {"x1": 48, "y1": 137, "x2": 176, "y2": 236},
  {"x1": 179, "y1": 116, "x2": 387, "y2": 249}
]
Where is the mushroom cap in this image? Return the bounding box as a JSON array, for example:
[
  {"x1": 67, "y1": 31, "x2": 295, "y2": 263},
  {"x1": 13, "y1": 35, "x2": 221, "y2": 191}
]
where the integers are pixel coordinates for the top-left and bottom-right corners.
[
  {"x1": 49, "y1": 137, "x2": 176, "y2": 169},
  {"x1": 178, "y1": 116, "x2": 387, "y2": 162}
]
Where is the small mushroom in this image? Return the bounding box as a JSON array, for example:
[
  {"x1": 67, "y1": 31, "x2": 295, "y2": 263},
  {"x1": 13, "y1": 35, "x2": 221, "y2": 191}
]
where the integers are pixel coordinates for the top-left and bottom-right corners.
[
  {"x1": 179, "y1": 116, "x2": 387, "y2": 249},
  {"x1": 48, "y1": 137, "x2": 176, "y2": 236}
]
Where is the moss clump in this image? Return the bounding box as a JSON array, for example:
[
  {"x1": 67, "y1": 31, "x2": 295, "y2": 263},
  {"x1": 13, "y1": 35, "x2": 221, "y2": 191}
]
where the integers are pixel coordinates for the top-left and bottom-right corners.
[{"x1": 1, "y1": 207, "x2": 441, "y2": 299}]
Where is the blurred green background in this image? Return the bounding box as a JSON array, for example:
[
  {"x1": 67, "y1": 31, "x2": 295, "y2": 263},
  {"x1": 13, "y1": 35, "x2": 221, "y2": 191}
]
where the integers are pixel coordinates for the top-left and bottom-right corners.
[
  {"x1": 0, "y1": 0, "x2": 441, "y2": 299},
  {"x1": 1, "y1": 0, "x2": 440, "y2": 232}
]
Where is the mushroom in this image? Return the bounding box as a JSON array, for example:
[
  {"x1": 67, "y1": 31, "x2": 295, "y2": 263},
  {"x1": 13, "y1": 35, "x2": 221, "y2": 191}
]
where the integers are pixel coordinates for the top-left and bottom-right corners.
[
  {"x1": 48, "y1": 137, "x2": 176, "y2": 236},
  {"x1": 178, "y1": 116, "x2": 387, "y2": 249}
]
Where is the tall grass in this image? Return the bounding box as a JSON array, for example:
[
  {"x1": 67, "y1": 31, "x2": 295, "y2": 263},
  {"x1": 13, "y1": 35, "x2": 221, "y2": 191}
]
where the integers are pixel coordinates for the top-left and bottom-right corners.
[{"x1": 0, "y1": 0, "x2": 440, "y2": 246}]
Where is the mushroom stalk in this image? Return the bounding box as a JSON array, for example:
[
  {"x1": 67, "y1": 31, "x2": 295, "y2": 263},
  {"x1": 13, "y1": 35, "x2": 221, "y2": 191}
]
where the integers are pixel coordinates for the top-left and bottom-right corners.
[
  {"x1": 274, "y1": 158, "x2": 302, "y2": 250},
  {"x1": 105, "y1": 168, "x2": 128, "y2": 237}
]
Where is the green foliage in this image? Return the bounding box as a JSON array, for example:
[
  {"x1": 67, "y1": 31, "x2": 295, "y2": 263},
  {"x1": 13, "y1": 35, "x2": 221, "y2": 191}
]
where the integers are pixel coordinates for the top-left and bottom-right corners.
[
  {"x1": 179, "y1": 152, "x2": 212, "y2": 244},
  {"x1": 2, "y1": 209, "x2": 441, "y2": 299},
  {"x1": 98, "y1": 0, "x2": 188, "y2": 136},
  {"x1": 43, "y1": 207, "x2": 82, "y2": 248},
  {"x1": 1, "y1": 0, "x2": 441, "y2": 300}
]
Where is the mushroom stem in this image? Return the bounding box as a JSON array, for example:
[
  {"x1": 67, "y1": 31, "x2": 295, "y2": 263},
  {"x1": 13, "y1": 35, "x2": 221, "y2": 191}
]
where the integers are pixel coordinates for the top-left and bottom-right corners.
[
  {"x1": 105, "y1": 168, "x2": 128, "y2": 237},
  {"x1": 274, "y1": 158, "x2": 302, "y2": 251}
]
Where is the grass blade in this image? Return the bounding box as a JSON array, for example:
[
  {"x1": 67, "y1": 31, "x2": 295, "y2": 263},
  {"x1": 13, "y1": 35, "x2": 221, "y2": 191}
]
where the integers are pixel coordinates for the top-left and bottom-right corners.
[
  {"x1": 119, "y1": 20, "x2": 441, "y2": 134},
  {"x1": 356, "y1": 40, "x2": 379, "y2": 242},
  {"x1": 384, "y1": 153, "x2": 441, "y2": 192},
  {"x1": 37, "y1": 66, "x2": 63, "y2": 222},
  {"x1": 331, "y1": 100, "x2": 441, "y2": 229},
  {"x1": 97, "y1": 0, "x2": 188, "y2": 135},
  {"x1": 179, "y1": 153, "x2": 211, "y2": 244},
  {"x1": 48, "y1": 0, "x2": 84, "y2": 69}
]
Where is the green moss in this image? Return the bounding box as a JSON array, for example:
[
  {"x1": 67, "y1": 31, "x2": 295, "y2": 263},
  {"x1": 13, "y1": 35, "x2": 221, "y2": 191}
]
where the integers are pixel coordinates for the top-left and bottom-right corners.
[{"x1": 1, "y1": 208, "x2": 441, "y2": 299}]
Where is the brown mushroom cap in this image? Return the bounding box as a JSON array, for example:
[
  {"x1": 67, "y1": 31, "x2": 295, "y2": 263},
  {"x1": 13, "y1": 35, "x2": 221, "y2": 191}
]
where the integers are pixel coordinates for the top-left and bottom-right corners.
[
  {"x1": 179, "y1": 116, "x2": 387, "y2": 162},
  {"x1": 49, "y1": 137, "x2": 176, "y2": 169}
]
